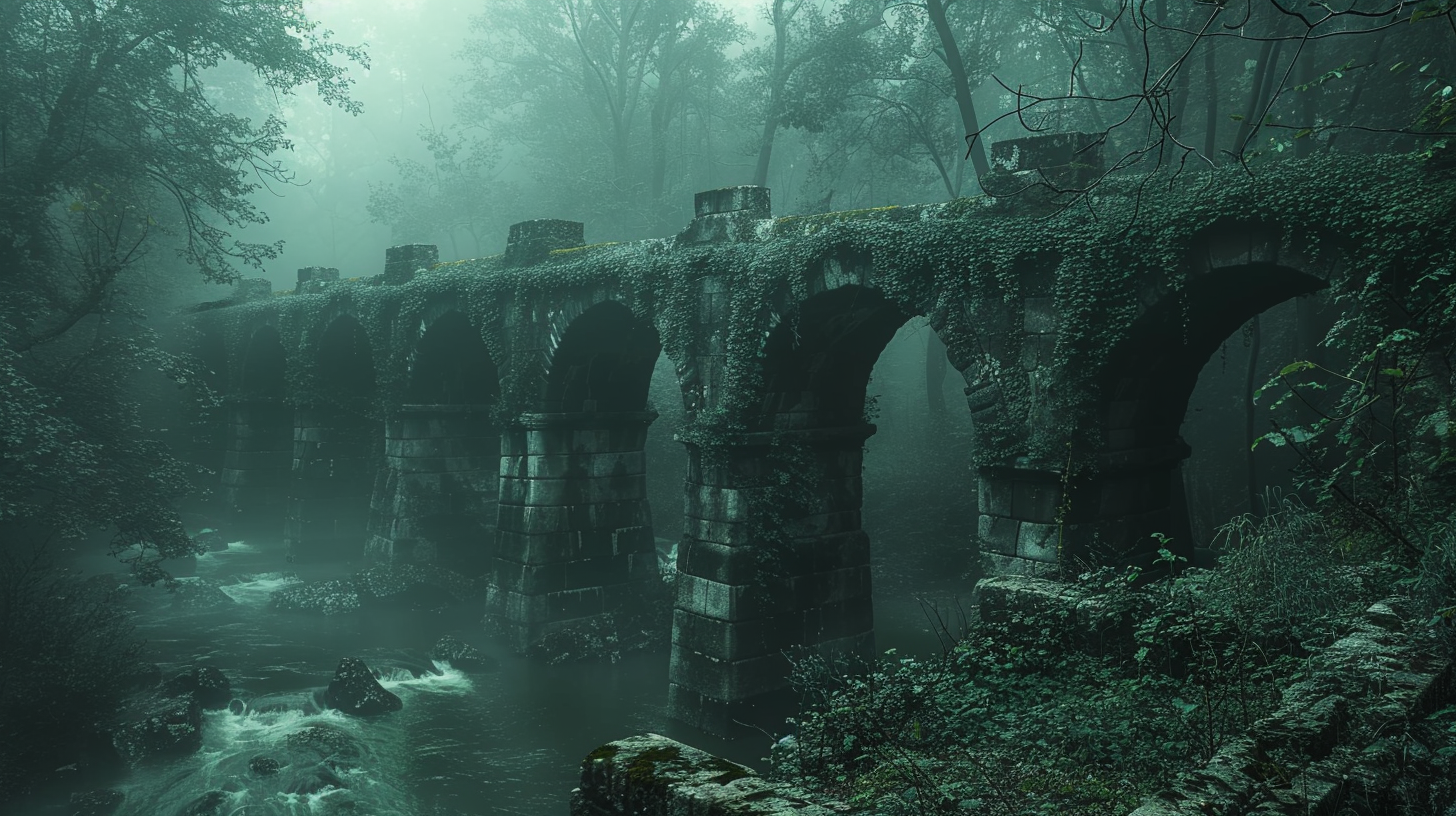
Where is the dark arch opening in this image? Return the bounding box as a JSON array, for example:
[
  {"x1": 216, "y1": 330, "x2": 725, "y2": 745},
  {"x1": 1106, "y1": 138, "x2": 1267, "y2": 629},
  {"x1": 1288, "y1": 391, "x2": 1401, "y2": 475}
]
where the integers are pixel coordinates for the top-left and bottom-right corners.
[
  {"x1": 408, "y1": 311, "x2": 498, "y2": 405},
  {"x1": 751, "y1": 285, "x2": 910, "y2": 431},
  {"x1": 318, "y1": 316, "x2": 376, "y2": 400},
  {"x1": 545, "y1": 301, "x2": 661, "y2": 413},
  {"x1": 240, "y1": 326, "x2": 287, "y2": 398},
  {"x1": 1101, "y1": 263, "x2": 1329, "y2": 452}
]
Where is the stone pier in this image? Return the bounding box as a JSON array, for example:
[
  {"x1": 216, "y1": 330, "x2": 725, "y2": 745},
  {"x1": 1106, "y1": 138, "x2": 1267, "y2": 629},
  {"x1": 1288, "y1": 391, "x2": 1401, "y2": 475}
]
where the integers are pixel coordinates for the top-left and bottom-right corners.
[
  {"x1": 219, "y1": 397, "x2": 294, "y2": 533},
  {"x1": 668, "y1": 425, "x2": 876, "y2": 736},
  {"x1": 490, "y1": 410, "x2": 660, "y2": 651},
  {"x1": 976, "y1": 440, "x2": 1194, "y2": 578},
  {"x1": 284, "y1": 405, "x2": 380, "y2": 561},
  {"x1": 366, "y1": 404, "x2": 498, "y2": 570}
]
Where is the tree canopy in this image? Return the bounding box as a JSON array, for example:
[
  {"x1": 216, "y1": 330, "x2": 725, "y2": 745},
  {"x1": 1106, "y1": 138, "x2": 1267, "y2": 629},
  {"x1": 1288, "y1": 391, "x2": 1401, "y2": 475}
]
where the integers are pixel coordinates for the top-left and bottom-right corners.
[{"x1": 0, "y1": 0, "x2": 365, "y2": 577}]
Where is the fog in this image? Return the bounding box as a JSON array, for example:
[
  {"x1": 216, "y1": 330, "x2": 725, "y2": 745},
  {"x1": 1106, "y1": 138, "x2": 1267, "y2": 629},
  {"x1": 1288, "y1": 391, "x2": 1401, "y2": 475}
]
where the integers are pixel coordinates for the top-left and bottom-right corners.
[{"x1": 4, "y1": 0, "x2": 1451, "y2": 813}]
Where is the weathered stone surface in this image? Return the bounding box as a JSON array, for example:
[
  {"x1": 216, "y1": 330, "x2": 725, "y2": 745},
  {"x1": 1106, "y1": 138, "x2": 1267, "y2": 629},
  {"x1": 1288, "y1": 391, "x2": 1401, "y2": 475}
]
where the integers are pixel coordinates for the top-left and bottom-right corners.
[
  {"x1": 323, "y1": 657, "x2": 402, "y2": 715},
  {"x1": 571, "y1": 733, "x2": 847, "y2": 816},
  {"x1": 248, "y1": 755, "x2": 281, "y2": 776}
]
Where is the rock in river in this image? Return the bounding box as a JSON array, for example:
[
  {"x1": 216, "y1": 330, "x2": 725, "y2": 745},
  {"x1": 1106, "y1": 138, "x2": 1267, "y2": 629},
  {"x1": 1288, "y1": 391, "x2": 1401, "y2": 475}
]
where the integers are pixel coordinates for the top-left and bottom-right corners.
[
  {"x1": 323, "y1": 657, "x2": 402, "y2": 716},
  {"x1": 430, "y1": 635, "x2": 496, "y2": 672}
]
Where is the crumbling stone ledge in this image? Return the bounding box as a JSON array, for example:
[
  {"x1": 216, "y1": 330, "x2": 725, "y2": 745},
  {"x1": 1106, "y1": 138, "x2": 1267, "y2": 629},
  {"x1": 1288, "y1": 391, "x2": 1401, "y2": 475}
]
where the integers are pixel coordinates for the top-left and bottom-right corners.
[{"x1": 571, "y1": 733, "x2": 850, "y2": 816}]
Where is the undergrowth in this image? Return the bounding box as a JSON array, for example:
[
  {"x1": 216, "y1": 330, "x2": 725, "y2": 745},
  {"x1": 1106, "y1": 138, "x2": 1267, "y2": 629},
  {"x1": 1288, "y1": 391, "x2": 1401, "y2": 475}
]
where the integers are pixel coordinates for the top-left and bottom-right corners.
[{"x1": 770, "y1": 499, "x2": 1409, "y2": 816}]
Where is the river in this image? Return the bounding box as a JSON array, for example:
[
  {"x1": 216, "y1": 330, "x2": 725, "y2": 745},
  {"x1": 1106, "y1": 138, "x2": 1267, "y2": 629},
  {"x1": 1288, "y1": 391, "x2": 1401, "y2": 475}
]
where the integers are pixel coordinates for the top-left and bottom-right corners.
[{"x1": 41, "y1": 521, "x2": 971, "y2": 816}]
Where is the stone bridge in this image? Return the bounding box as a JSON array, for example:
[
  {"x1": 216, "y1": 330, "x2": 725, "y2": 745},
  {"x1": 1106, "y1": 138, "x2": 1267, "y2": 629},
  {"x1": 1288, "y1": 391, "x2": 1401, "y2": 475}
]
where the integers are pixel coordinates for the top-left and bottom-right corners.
[{"x1": 172, "y1": 149, "x2": 1441, "y2": 734}]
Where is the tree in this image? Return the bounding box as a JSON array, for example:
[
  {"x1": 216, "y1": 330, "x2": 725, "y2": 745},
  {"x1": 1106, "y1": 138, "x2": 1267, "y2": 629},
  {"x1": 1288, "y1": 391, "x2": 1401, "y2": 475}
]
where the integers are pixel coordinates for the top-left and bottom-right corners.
[
  {"x1": 460, "y1": 0, "x2": 741, "y2": 236},
  {"x1": 368, "y1": 126, "x2": 514, "y2": 258},
  {"x1": 0, "y1": 0, "x2": 366, "y2": 575},
  {"x1": 744, "y1": 0, "x2": 886, "y2": 187}
]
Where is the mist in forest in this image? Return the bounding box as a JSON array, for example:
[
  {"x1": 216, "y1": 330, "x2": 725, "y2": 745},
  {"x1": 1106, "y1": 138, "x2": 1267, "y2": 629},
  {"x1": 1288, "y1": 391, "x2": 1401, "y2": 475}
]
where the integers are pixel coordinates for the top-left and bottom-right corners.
[{"x1": 3, "y1": 1, "x2": 1454, "y2": 814}]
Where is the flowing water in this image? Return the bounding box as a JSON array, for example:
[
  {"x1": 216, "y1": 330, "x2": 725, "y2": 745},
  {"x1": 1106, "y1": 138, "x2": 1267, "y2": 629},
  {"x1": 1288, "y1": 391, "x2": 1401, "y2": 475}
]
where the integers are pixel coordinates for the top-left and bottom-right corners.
[{"x1": 39, "y1": 529, "x2": 971, "y2": 816}]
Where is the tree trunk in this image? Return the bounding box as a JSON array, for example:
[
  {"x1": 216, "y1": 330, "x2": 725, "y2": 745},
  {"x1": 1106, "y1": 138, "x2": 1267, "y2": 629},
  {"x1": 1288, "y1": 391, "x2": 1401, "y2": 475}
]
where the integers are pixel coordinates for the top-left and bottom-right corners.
[
  {"x1": 924, "y1": 0, "x2": 989, "y2": 181},
  {"x1": 752, "y1": 0, "x2": 790, "y2": 188}
]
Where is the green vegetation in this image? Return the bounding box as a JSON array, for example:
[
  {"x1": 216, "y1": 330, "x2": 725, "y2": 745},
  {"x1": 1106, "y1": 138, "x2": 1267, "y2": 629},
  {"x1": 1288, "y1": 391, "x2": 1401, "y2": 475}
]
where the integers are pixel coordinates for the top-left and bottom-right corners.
[{"x1": 770, "y1": 502, "x2": 1433, "y2": 814}]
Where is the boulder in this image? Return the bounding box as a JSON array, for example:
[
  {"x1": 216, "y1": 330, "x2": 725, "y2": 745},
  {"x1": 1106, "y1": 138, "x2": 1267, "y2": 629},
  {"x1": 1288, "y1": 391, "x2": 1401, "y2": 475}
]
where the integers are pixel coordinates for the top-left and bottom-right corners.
[
  {"x1": 430, "y1": 636, "x2": 496, "y2": 672},
  {"x1": 165, "y1": 666, "x2": 232, "y2": 710},
  {"x1": 248, "y1": 755, "x2": 281, "y2": 776},
  {"x1": 271, "y1": 578, "x2": 360, "y2": 615},
  {"x1": 323, "y1": 658, "x2": 401, "y2": 716},
  {"x1": 354, "y1": 564, "x2": 478, "y2": 609},
  {"x1": 169, "y1": 578, "x2": 235, "y2": 610},
  {"x1": 192, "y1": 528, "x2": 229, "y2": 553},
  {"x1": 284, "y1": 723, "x2": 361, "y2": 760},
  {"x1": 111, "y1": 692, "x2": 203, "y2": 764}
]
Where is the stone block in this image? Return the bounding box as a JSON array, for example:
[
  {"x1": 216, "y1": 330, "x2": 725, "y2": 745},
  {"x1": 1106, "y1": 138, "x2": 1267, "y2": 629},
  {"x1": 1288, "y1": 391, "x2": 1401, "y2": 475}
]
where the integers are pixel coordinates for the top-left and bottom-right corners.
[
  {"x1": 546, "y1": 586, "x2": 605, "y2": 622},
  {"x1": 611, "y1": 525, "x2": 654, "y2": 556},
  {"x1": 564, "y1": 556, "x2": 630, "y2": 590},
  {"x1": 671, "y1": 609, "x2": 788, "y2": 660},
  {"x1": 978, "y1": 476, "x2": 1013, "y2": 517},
  {"x1": 675, "y1": 573, "x2": 789, "y2": 622},
  {"x1": 1017, "y1": 521, "x2": 1060, "y2": 562},
  {"x1": 694, "y1": 186, "x2": 771, "y2": 218},
  {"x1": 505, "y1": 219, "x2": 583, "y2": 266},
  {"x1": 977, "y1": 514, "x2": 1020, "y2": 556},
  {"x1": 683, "y1": 516, "x2": 754, "y2": 547},
  {"x1": 230, "y1": 278, "x2": 272, "y2": 302},
  {"x1": 495, "y1": 529, "x2": 575, "y2": 565},
  {"x1": 384, "y1": 243, "x2": 438, "y2": 284},
  {"x1": 1012, "y1": 477, "x2": 1062, "y2": 524},
  {"x1": 979, "y1": 552, "x2": 1059, "y2": 579},
  {"x1": 668, "y1": 646, "x2": 790, "y2": 702},
  {"x1": 677, "y1": 539, "x2": 758, "y2": 584},
  {"x1": 496, "y1": 561, "x2": 566, "y2": 595}
]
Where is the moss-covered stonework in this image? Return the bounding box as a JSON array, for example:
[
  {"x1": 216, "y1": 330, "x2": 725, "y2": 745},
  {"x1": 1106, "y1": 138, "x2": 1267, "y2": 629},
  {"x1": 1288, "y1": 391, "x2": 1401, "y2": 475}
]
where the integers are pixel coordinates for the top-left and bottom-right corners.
[
  {"x1": 572, "y1": 734, "x2": 844, "y2": 816},
  {"x1": 179, "y1": 156, "x2": 1456, "y2": 734}
]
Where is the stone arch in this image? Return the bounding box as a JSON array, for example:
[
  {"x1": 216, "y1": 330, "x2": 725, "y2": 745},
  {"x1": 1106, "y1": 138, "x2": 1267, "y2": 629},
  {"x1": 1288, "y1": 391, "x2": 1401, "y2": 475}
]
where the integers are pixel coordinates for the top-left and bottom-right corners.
[
  {"x1": 317, "y1": 314, "x2": 377, "y2": 400},
  {"x1": 239, "y1": 324, "x2": 287, "y2": 398},
  {"x1": 544, "y1": 300, "x2": 662, "y2": 413},
  {"x1": 1101, "y1": 220, "x2": 1338, "y2": 461},
  {"x1": 369, "y1": 306, "x2": 502, "y2": 569},
  {"x1": 407, "y1": 309, "x2": 500, "y2": 406},
  {"x1": 750, "y1": 283, "x2": 912, "y2": 432},
  {"x1": 490, "y1": 296, "x2": 665, "y2": 650},
  {"x1": 287, "y1": 314, "x2": 381, "y2": 561},
  {"x1": 1082, "y1": 220, "x2": 1340, "y2": 568},
  {"x1": 223, "y1": 323, "x2": 292, "y2": 532}
]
